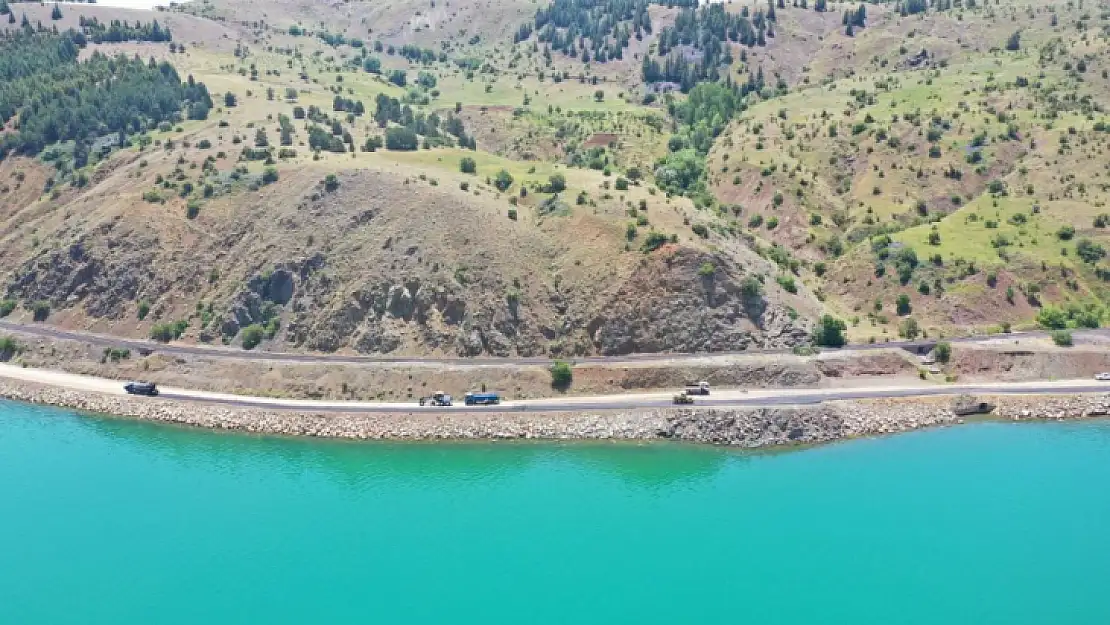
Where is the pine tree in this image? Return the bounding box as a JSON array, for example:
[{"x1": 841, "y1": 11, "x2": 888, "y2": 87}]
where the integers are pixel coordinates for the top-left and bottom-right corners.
[
  {"x1": 20, "y1": 13, "x2": 29, "y2": 28},
  {"x1": 0, "y1": 0, "x2": 10, "y2": 16},
  {"x1": 846, "y1": 21, "x2": 855, "y2": 37},
  {"x1": 7, "y1": 11, "x2": 14, "y2": 25},
  {"x1": 51, "y1": 3, "x2": 62, "y2": 20}
]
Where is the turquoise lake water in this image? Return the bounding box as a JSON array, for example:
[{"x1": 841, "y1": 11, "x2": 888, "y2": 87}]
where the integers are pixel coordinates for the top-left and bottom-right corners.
[{"x1": 2, "y1": 401, "x2": 1109, "y2": 625}]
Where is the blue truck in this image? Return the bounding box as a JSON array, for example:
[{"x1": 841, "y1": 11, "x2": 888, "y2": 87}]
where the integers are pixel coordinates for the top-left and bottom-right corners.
[{"x1": 464, "y1": 392, "x2": 501, "y2": 406}]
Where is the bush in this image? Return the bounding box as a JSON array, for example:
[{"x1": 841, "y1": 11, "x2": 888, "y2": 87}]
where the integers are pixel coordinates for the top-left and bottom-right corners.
[
  {"x1": 776, "y1": 275, "x2": 797, "y2": 294},
  {"x1": 813, "y1": 315, "x2": 847, "y2": 347},
  {"x1": 323, "y1": 174, "x2": 340, "y2": 192},
  {"x1": 0, "y1": 336, "x2": 22, "y2": 361},
  {"x1": 698, "y1": 262, "x2": 716, "y2": 278},
  {"x1": 385, "y1": 127, "x2": 419, "y2": 151},
  {"x1": 30, "y1": 301, "x2": 50, "y2": 322},
  {"x1": 241, "y1": 324, "x2": 265, "y2": 350},
  {"x1": 896, "y1": 293, "x2": 912, "y2": 315},
  {"x1": 493, "y1": 169, "x2": 514, "y2": 191},
  {"x1": 614, "y1": 177, "x2": 629, "y2": 191},
  {"x1": 150, "y1": 322, "x2": 184, "y2": 342},
  {"x1": 898, "y1": 317, "x2": 921, "y2": 339},
  {"x1": 1051, "y1": 330, "x2": 1073, "y2": 347},
  {"x1": 1036, "y1": 305, "x2": 1069, "y2": 330},
  {"x1": 0, "y1": 299, "x2": 15, "y2": 318},
  {"x1": 186, "y1": 200, "x2": 201, "y2": 220},
  {"x1": 546, "y1": 173, "x2": 566, "y2": 193},
  {"x1": 137, "y1": 301, "x2": 151, "y2": 321},
  {"x1": 550, "y1": 360, "x2": 573, "y2": 390},
  {"x1": 460, "y1": 157, "x2": 477, "y2": 174},
  {"x1": 1057, "y1": 225, "x2": 1076, "y2": 241},
  {"x1": 640, "y1": 231, "x2": 669, "y2": 253},
  {"x1": 261, "y1": 167, "x2": 279, "y2": 184},
  {"x1": 740, "y1": 276, "x2": 763, "y2": 299},
  {"x1": 691, "y1": 223, "x2": 709, "y2": 238},
  {"x1": 934, "y1": 341, "x2": 951, "y2": 363}
]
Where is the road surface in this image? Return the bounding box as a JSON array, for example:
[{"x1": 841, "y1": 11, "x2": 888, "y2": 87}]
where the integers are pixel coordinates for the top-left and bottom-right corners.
[
  {"x1": 1, "y1": 319, "x2": 1105, "y2": 369},
  {"x1": 0, "y1": 363, "x2": 1107, "y2": 413}
]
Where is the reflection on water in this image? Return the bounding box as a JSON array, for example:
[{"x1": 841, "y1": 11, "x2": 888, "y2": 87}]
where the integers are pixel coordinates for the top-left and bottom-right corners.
[{"x1": 74, "y1": 410, "x2": 733, "y2": 489}]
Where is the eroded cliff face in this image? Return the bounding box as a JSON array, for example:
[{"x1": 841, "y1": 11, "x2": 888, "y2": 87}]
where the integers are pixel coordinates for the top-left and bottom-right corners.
[{"x1": 0, "y1": 164, "x2": 816, "y2": 357}]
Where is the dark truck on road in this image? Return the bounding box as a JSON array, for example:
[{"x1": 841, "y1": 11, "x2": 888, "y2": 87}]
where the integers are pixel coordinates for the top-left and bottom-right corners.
[
  {"x1": 124, "y1": 381, "x2": 159, "y2": 396},
  {"x1": 464, "y1": 392, "x2": 501, "y2": 406}
]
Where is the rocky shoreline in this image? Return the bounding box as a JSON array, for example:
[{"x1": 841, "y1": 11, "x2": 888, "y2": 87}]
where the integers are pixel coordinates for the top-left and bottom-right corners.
[{"x1": 0, "y1": 379, "x2": 1107, "y2": 448}]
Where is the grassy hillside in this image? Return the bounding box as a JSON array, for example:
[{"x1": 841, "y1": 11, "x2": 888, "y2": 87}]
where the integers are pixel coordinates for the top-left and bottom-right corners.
[{"x1": 2, "y1": 0, "x2": 1109, "y2": 355}]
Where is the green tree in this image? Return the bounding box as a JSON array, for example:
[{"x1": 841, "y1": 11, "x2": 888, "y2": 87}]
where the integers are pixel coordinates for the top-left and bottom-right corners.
[
  {"x1": 898, "y1": 317, "x2": 921, "y2": 339},
  {"x1": 50, "y1": 3, "x2": 62, "y2": 20},
  {"x1": 323, "y1": 174, "x2": 340, "y2": 192},
  {"x1": 261, "y1": 167, "x2": 279, "y2": 184},
  {"x1": 813, "y1": 315, "x2": 847, "y2": 347},
  {"x1": 385, "y1": 126, "x2": 418, "y2": 150},
  {"x1": 493, "y1": 169, "x2": 514, "y2": 192},
  {"x1": 934, "y1": 341, "x2": 951, "y2": 363},
  {"x1": 1036, "y1": 305, "x2": 1069, "y2": 330},
  {"x1": 1006, "y1": 30, "x2": 1021, "y2": 51},
  {"x1": 459, "y1": 156, "x2": 477, "y2": 174},
  {"x1": 241, "y1": 324, "x2": 264, "y2": 350},
  {"x1": 896, "y1": 293, "x2": 912, "y2": 315},
  {"x1": 1051, "y1": 330, "x2": 1073, "y2": 346},
  {"x1": 550, "y1": 360, "x2": 573, "y2": 390},
  {"x1": 224, "y1": 92, "x2": 237, "y2": 107},
  {"x1": 547, "y1": 173, "x2": 567, "y2": 193}
]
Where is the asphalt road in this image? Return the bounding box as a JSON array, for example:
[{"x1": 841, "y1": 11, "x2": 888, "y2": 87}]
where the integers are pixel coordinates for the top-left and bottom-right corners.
[
  {"x1": 1, "y1": 363, "x2": 1105, "y2": 413},
  {"x1": 1, "y1": 319, "x2": 1105, "y2": 368}
]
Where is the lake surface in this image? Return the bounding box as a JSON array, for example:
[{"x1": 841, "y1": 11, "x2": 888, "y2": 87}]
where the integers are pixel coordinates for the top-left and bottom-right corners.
[{"x1": 2, "y1": 400, "x2": 1109, "y2": 624}]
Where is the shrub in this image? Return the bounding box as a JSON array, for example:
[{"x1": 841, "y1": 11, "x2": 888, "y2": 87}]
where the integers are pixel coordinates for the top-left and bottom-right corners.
[
  {"x1": 546, "y1": 173, "x2": 567, "y2": 193},
  {"x1": 934, "y1": 341, "x2": 951, "y2": 363},
  {"x1": 385, "y1": 127, "x2": 418, "y2": 150},
  {"x1": 137, "y1": 301, "x2": 151, "y2": 321},
  {"x1": 186, "y1": 200, "x2": 201, "y2": 220},
  {"x1": 1057, "y1": 225, "x2": 1076, "y2": 241},
  {"x1": 460, "y1": 157, "x2": 477, "y2": 174},
  {"x1": 550, "y1": 360, "x2": 573, "y2": 390},
  {"x1": 241, "y1": 324, "x2": 265, "y2": 350},
  {"x1": 640, "y1": 231, "x2": 669, "y2": 253},
  {"x1": 1036, "y1": 305, "x2": 1068, "y2": 329},
  {"x1": 740, "y1": 276, "x2": 763, "y2": 299},
  {"x1": 261, "y1": 167, "x2": 279, "y2": 184},
  {"x1": 0, "y1": 299, "x2": 15, "y2": 318},
  {"x1": 698, "y1": 262, "x2": 716, "y2": 278},
  {"x1": 323, "y1": 174, "x2": 340, "y2": 192},
  {"x1": 896, "y1": 293, "x2": 912, "y2": 315},
  {"x1": 813, "y1": 315, "x2": 847, "y2": 347},
  {"x1": 691, "y1": 223, "x2": 709, "y2": 238},
  {"x1": 776, "y1": 275, "x2": 798, "y2": 294},
  {"x1": 150, "y1": 322, "x2": 183, "y2": 342},
  {"x1": 614, "y1": 177, "x2": 629, "y2": 191},
  {"x1": 30, "y1": 301, "x2": 50, "y2": 322},
  {"x1": 1076, "y1": 238, "x2": 1106, "y2": 264},
  {"x1": 493, "y1": 169, "x2": 514, "y2": 191},
  {"x1": 1051, "y1": 330, "x2": 1073, "y2": 346},
  {"x1": 0, "y1": 336, "x2": 22, "y2": 361},
  {"x1": 898, "y1": 317, "x2": 921, "y2": 339}
]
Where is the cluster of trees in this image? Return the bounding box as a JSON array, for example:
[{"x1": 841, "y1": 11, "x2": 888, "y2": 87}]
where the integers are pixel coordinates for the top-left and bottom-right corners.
[
  {"x1": 644, "y1": 4, "x2": 773, "y2": 88},
  {"x1": 530, "y1": 0, "x2": 677, "y2": 63},
  {"x1": 398, "y1": 44, "x2": 438, "y2": 65},
  {"x1": 841, "y1": 4, "x2": 866, "y2": 36},
  {"x1": 332, "y1": 95, "x2": 366, "y2": 115},
  {"x1": 78, "y1": 17, "x2": 172, "y2": 43},
  {"x1": 371, "y1": 93, "x2": 475, "y2": 150},
  {"x1": 894, "y1": 0, "x2": 966, "y2": 15},
  {"x1": 0, "y1": 29, "x2": 212, "y2": 161}
]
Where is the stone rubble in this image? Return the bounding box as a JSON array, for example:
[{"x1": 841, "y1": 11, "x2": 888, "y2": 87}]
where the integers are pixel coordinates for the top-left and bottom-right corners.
[{"x1": 1, "y1": 379, "x2": 1107, "y2": 448}]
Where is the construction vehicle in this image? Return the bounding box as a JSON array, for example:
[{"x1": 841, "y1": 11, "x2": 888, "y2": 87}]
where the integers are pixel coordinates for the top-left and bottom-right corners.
[
  {"x1": 464, "y1": 392, "x2": 501, "y2": 406},
  {"x1": 672, "y1": 393, "x2": 694, "y2": 405},
  {"x1": 419, "y1": 391, "x2": 453, "y2": 407},
  {"x1": 684, "y1": 381, "x2": 711, "y2": 396}
]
